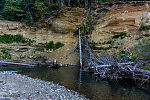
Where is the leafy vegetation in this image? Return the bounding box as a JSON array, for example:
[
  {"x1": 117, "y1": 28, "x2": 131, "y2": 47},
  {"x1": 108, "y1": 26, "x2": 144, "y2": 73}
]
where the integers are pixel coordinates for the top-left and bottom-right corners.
[
  {"x1": 143, "y1": 64, "x2": 150, "y2": 71},
  {"x1": 37, "y1": 41, "x2": 64, "y2": 51},
  {"x1": 13, "y1": 34, "x2": 26, "y2": 43},
  {"x1": 0, "y1": 34, "x2": 26, "y2": 43},
  {"x1": 55, "y1": 42, "x2": 64, "y2": 49},
  {"x1": 2, "y1": 0, "x2": 25, "y2": 21},
  {"x1": 0, "y1": 0, "x2": 137, "y2": 24},
  {"x1": 141, "y1": 33, "x2": 150, "y2": 37},
  {"x1": 121, "y1": 17, "x2": 150, "y2": 70},
  {"x1": 46, "y1": 41, "x2": 64, "y2": 49},
  {"x1": 102, "y1": 32, "x2": 130, "y2": 46},
  {"x1": 27, "y1": 39, "x2": 36, "y2": 46},
  {"x1": 139, "y1": 25, "x2": 150, "y2": 31},
  {"x1": 80, "y1": 10, "x2": 94, "y2": 35},
  {"x1": 0, "y1": 34, "x2": 36, "y2": 46},
  {"x1": 112, "y1": 32, "x2": 128, "y2": 39},
  {"x1": 124, "y1": 38, "x2": 150, "y2": 61},
  {"x1": 0, "y1": 0, "x2": 59, "y2": 25},
  {"x1": 47, "y1": 41, "x2": 54, "y2": 49},
  {"x1": 139, "y1": 17, "x2": 150, "y2": 31},
  {"x1": 89, "y1": 32, "x2": 130, "y2": 51},
  {"x1": 0, "y1": 48, "x2": 11, "y2": 59},
  {"x1": 106, "y1": 39, "x2": 114, "y2": 44},
  {"x1": 90, "y1": 40, "x2": 97, "y2": 47}
]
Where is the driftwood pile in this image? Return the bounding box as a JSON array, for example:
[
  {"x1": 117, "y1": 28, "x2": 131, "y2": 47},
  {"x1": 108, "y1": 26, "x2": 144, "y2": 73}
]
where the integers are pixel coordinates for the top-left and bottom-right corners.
[
  {"x1": 79, "y1": 6, "x2": 150, "y2": 86},
  {"x1": 83, "y1": 54, "x2": 150, "y2": 86}
]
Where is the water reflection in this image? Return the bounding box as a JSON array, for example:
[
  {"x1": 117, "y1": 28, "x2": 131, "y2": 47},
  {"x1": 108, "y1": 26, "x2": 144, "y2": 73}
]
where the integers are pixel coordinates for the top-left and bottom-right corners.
[
  {"x1": 0, "y1": 66, "x2": 150, "y2": 100},
  {"x1": 17, "y1": 67, "x2": 150, "y2": 100}
]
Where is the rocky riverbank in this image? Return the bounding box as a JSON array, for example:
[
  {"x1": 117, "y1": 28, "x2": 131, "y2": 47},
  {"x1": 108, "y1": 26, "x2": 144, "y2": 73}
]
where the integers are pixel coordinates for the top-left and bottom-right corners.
[{"x1": 0, "y1": 71, "x2": 88, "y2": 100}]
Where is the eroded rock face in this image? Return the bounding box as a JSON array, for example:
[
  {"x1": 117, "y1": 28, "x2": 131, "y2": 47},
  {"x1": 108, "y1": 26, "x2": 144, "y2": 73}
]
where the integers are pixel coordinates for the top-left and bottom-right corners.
[
  {"x1": 49, "y1": 7, "x2": 85, "y2": 34},
  {"x1": 91, "y1": 4, "x2": 150, "y2": 52},
  {"x1": 0, "y1": 7, "x2": 85, "y2": 65},
  {"x1": 0, "y1": 7, "x2": 85, "y2": 44},
  {"x1": 108, "y1": 18, "x2": 135, "y2": 26},
  {"x1": 46, "y1": 44, "x2": 79, "y2": 65},
  {"x1": 0, "y1": 20, "x2": 24, "y2": 30}
]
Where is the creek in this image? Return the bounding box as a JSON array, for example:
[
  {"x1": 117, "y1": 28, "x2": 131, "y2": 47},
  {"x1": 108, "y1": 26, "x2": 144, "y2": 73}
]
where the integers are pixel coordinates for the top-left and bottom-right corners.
[{"x1": 0, "y1": 66, "x2": 150, "y2": 100}]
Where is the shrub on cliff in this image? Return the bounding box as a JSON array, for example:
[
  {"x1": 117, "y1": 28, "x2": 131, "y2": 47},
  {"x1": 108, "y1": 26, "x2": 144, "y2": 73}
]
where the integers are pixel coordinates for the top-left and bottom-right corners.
[
  {"x1": 55, "y1": 42, "x2": 64, "y2": 49},
  {"x1": 48, "y1": 41, "x2": 54, "y2": 49}
]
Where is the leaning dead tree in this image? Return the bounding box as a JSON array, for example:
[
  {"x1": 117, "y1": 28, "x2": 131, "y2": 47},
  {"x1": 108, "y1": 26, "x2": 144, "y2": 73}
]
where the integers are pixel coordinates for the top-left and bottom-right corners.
[
  {"x1": 81, "y1": 36, "x2": 150, "y2": 86},
  {"x1": 76, "y1": 0, "x2": 150, "y2": 87}
]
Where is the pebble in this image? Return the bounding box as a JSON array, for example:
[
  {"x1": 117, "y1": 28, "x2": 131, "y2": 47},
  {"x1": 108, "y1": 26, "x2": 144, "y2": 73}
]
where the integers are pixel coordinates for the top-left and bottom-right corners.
[{"x1": 0, "y1": 72, "x2": 89, "y2": 100}]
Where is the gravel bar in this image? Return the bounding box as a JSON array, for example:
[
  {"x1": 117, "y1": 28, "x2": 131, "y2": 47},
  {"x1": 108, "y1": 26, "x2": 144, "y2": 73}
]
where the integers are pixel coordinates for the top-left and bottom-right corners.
[{"x1": 0, "y1": 71, "x2": 88, "y2": 100}]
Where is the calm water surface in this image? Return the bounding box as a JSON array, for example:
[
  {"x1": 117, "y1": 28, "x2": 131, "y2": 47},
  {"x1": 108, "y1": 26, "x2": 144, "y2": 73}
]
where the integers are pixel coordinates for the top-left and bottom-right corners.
[{"x1": 0, "y1": 66, "x2": 150, "y2": 100}]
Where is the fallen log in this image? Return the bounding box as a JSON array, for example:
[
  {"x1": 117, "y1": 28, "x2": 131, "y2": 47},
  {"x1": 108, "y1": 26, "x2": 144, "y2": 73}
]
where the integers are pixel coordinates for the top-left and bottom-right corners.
[
  {"x1": 0, "y1": 61, "x2": 78, "y2": 68},
  {"x1": 90, "y1": 62, "x2": 134, "y2": 68},
  {"x1": 95, "y1": 63, "x2": 150, "y2": 85},
  {"x1": 0, "y1": 61, "x2": 35, "y2": 67}
]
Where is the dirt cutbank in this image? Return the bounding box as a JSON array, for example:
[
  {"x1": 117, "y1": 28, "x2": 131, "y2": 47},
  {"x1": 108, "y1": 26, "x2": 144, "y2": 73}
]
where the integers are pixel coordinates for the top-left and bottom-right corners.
[
  {"x1": 0, "y1": 7, "x2": 85, "y2": 65},
  {"x1": 0, "y1": 71, "x2": 88, "y2": 100},
  {"x1": 90, "y1": 3, "x2": 150, "y2": 54}
]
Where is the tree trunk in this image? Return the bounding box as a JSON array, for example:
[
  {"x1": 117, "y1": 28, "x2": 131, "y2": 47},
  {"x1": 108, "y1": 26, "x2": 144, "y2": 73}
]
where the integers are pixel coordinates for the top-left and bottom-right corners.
[
  {"x1": 61, "y1": 0, "x2": 64, "y2": 7},
  {"x1": 95, "y1": 0, "x2": 98, "y2": 4},
  {"x1": 84, "y1": 0, "x2": 88, "y2": 7},
  {"x1": 49, "y1": 0, "x2": 53, "y2": 4},
  {"x1": 23, "y1": 0, "x2": 33, "y2": 23},
  {"x1": 68, "y1": 0, "x2": 70, "y2": 6}
]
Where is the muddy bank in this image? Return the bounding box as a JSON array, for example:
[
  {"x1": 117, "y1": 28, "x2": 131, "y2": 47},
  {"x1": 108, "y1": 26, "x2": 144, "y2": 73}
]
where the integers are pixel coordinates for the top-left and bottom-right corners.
[{"x1": 0, "y1": 71, "x2": 88, "y2": 100}]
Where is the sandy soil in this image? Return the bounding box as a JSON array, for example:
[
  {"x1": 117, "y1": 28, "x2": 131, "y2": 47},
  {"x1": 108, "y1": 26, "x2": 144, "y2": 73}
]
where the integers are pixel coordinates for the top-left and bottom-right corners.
[
  {"x1": 0, "y1": 7, "x2": 85, "y2": 65},
  {"x1": 90, "y1": 4, "x2": 150, "y2": 53}
]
